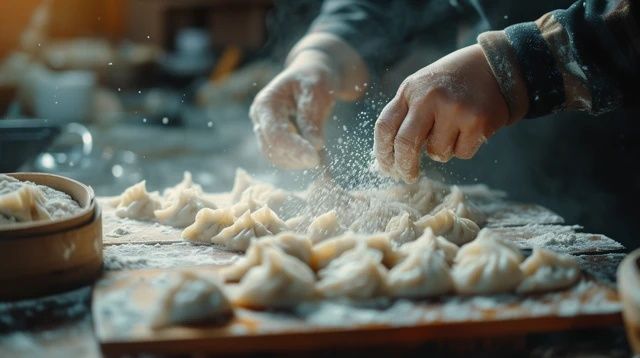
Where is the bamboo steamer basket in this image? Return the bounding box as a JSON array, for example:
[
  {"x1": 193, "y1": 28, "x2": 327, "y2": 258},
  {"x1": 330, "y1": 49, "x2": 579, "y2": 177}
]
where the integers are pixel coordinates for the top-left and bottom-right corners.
[
  {"x1": 618, "y1": 248, "x2": 640, "y2": 354},
  {"x1": 0, "y1": 173, "x2": 102, "y2": 300}
]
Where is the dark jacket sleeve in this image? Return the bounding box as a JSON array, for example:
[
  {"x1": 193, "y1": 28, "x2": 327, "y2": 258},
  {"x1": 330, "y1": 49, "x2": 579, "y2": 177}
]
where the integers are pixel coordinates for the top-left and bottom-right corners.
[
  {"x1": 478, "y1": 0, "x2": 640, "y2": 119},
  {"x1": 308, "y1": 0, "x2": 418, "y2": 72}
]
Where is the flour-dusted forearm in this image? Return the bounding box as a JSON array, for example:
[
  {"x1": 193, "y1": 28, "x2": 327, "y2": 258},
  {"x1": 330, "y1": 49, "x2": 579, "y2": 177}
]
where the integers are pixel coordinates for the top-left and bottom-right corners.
[{"x1": 478, "y1": 0, "x2": 640, "y2": 121}]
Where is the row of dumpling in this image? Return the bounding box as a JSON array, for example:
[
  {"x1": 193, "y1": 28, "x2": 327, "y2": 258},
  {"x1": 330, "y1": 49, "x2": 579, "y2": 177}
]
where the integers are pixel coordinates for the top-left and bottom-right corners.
[
  {"x1": 180, "y1": 186, "x2": 484, "y2": 252},
  {"x1": 217, "y1": 229, "x2": 581, "y2": 310},
  {"x1": 147, "y1": 228, "x2": 581, "y2": 327},
  {"x1": 112, "y1": 169, "x2": 485, "y2": 249},
  {"x1": 111, "y1": 170, "x2": 307, "y2": 229}
]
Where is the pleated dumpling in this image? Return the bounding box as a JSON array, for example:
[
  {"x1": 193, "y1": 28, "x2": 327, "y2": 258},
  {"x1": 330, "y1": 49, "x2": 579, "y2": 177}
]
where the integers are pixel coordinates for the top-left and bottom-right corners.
[
  {"x1": 415, "y1": 209, "x2": 479, "y2": 245},
  {"x1": 230, "y1": 168, "x2": 305, "y2": 219},
  {"x1": 516, "y1": 248, "x2": 580, "y2": 294},
  {"x1": 396, "y1": 228, "x2": 459, "y2": 266},
  {"x1": 181, "y1": 208, "x2": 235, "y2": 243},
  {"x1": 349, "y1": 200, "x2": 420, "y2": 234},
  {"x1": 382, "y1": 177, "x2": 449, "y2": 215},
  {"x1": 221, "y1": 232, "x2": 312, "y2": 282},
  {"x1": 232, "y1": 246, "x2": 316, "y2": 309},
  {"x1": 387, "y1": 242, "x2": 452, "y2": 298},
  {"x1": 163, "y1": 171, "x2": 203, "y2": 201},
  {"x1": 385, "y1": 212, "x2": 420, "y2": 244},
  {"x1": 307, "y1": 210, "x2": 344, "y2": 244},
  {"x1": 0, "y1": 184, "x2": 51, "y2": 222},
  {"x1": 154, "y1": 188, "x2": 217, "y2": 228},
  {"x1": 150, "y1": 271, "x2": 232, "y2": 328},
  {"x1": 451, "y1": 229, "x2": 524, "y2": 294},
  {"x1": 316, "y1": 243, "x2": 388, "y2": 299},
  {"x1": 429, "y1": 186, "x2": 485, "y2": 225},
  {"x1": 311, "y1": 232, "x2": 397, "y2": 270},
  {"x1": 209, "y1": 207, "x2": 288, "y2": 251},
  {"x1": 115, "y1": 181, "x2": 161, "y2": 220}
]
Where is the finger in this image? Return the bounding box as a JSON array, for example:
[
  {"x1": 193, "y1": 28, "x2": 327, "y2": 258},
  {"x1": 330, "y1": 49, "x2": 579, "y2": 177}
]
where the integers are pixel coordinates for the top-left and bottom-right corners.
[
  {"x1": 425, "y1": 116, "x2": 459, "y2": 163},
  {"x1": 393, "y1": 105, "x2": 434, "y2": 183},
  {"x1": 454, "y1": 128, "x2": 486, "y2": 159},
  {"x1": 374, "y1": 97, "x2": 408, "y2": 174},
  {"x1": 250, "y1": 98, "x2": 319, "y2": 169},
  {"x1": 295, "y1": 90, "x2": 333, "y2": 150}
]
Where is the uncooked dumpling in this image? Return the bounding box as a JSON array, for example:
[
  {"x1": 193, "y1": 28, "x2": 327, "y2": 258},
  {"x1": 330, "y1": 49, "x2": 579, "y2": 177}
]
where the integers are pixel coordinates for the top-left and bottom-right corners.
[
  {"x1": 429, "y1": 186, "x2": 485, "y2": 225},
  {"x1": 415, "y1": 209, "x2": 479, "y2": 245},
  {"x1": 230, "y1": 168, "x2": 305, "y2": 219},
  {"x1": 311, "y1": 232, "x2": 397, "y2": 270},
  {"x1": 316, "y1": 243, "x2": 388, "y2": 299},
  {"x1": 307, "y1": 210, "x2": 344, "y2": 244},
  {"x1": 163, "y1": 171, "x2": 203, "y2": 200},
  {"x1": 0, "y1": 185, "x2": 51, "y2": 222},
  {"x1": 222, "y1": 233, "x2": 312, "y2": 282},
  {"x1": 349, "y1": 200, "x2": 419, "y2": 233},
  {"x1": 154, "y1": 188, "x2": 217, "y2": 228},
  {"x1": 516, "y1": 248, "x2": 580, "y2": 294},
  {"x1": 387, "y1": 244, "x2": 452, "y2": 298},
  {"x1": 385, "y1": 212, "x2": 420, "y2": 244},
  {"x1": 115, "y1": 181, "x2": 161, "y2": 220},
  {"x1": 181, "y1": 208, "x2": 235, "y2": 243},
  {"x1": 451, "y1": 229, "x2": 524, "y2": 294},
  {"x1": 150, "y1": 271, "x2": 232, "y2": 328},
  {"x1": 210, "y1": 207, "x2": 288, "y2": 251},
  {"x1": 396, "y1": 228, "x2": 459, "y2": 266},
  {"x1": 380, "y1": 177, "x2": 448, "y2": 215},
  {"x1": 232, "y1": 246, "x2": 316, "y2": 309}
]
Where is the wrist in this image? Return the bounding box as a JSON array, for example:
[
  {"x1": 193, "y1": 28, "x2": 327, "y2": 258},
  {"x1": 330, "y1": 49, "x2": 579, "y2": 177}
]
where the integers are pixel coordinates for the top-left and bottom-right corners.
[
  {"x1": 287, "y1": 33, "x2": 369, "y2": 101},
  {"x1": 477, "y1": 33, "x2": 529, "y2": 123}
]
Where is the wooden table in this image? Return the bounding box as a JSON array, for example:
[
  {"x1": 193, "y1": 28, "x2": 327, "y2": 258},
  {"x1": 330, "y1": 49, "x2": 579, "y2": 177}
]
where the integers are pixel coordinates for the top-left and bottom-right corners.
[{"x1": 0, "y1": 190, "x2": 630, "y2": 357}]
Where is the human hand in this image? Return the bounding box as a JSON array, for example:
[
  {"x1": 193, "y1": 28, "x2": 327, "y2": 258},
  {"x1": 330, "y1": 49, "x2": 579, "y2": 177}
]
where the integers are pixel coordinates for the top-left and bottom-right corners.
[
  {"x1": 249, "y1": 50, "x2": 338, "y2": 169},
  {"x1": 374, "y1": 44, "x2": 514, "y2": 183}
]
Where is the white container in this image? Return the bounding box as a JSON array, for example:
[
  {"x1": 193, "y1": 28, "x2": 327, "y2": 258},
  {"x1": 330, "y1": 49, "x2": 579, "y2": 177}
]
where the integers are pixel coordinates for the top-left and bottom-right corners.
[{"x1": 34, "y1": 70, "x2": 96, "y2": 124}]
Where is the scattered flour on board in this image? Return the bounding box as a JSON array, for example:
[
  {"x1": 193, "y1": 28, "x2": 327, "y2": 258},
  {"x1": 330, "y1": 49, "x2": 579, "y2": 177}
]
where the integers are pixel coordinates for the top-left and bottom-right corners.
[{"x1": 103, "y1": 242, "x2": 238, "y2": 271}]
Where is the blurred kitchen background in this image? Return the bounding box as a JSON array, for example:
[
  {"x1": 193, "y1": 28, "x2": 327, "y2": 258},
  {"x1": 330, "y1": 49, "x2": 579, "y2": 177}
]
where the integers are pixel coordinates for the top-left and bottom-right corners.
[{"x1": 0, "y1": 0, "x2": 637, "y2": 249}]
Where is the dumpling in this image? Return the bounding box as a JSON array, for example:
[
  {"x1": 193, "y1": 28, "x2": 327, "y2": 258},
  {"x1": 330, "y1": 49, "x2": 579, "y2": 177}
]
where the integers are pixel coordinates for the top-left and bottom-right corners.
[
  {"x1": 154, "y1": 188, "x2": 217, "y2": 228},
  {"x1": 414, "y1": 209, "x2": 479, "y2": 245},
  {"x1": 181, "y1": 208, "x2": 235, "y2": 243},
  {"x1": 115, "y1": 181, "x2": 161, "y2": 220},
  {"x1": 230, "y1": 168, "x2": 255, "y2": 202},
  {"x1": 385, "y1": 212, "x2": 420, "y2": 245},
  {"x1": 230, "y1": 168, "x2": 305, "y2": 219},
  {"x1": 451, "y1": 229, "x2": 524, "y2": 294},
  {"x1": 150, "y1": 271, "x2": 232, "y2": 328},
  {"x1": 396, "y1": 228, "x2": 459, "y2": 266},
  {"x1": 210, "y1": 207, "x2": 288, "y2": 251},
  {"x1": 311, "y1": 232, "x2": 397, "y2": 271},
  {"x1": 516, "y1": 248, "x2": 580, "y2": 294},
  {"x1": 307, "y1": 210, "x2": 344, "y2": 244},
  {"x1": 387, "y1": 245, "x2": 452, "y2": 298},
  {"x1": 221, "y1": 233, "x2": 312, "y2": 282},
  {"x1": 232, "y1": 246, "x2": 316, "y2": 309},
  {"x1": 348, "y1": 200, "x2": 420, "y2": 234},
  {"x1": 163, "y1": 171, "x2": 203, "y2": 200},
  {"x1": 429, "y1": 186, "x2": 485, "y2": 225},
  {"x1": 0, "y1": 184, "x2": 51, "y2": 222},
  {"x1": 381, "y1": 177, "x2": 449, "y2": 215},
  {"x1": 316, "y1": 244, "x2": 388, "y2": 299}
]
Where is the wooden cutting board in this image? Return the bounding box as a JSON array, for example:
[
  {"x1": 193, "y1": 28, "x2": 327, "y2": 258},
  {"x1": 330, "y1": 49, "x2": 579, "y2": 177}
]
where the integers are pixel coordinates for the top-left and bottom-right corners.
[
  {"x1": 93, "y1": 266, "x2": 621, "y2": 355},
  {"x1": 94, "y1": 188, "x2": 625, "y2": 355}
]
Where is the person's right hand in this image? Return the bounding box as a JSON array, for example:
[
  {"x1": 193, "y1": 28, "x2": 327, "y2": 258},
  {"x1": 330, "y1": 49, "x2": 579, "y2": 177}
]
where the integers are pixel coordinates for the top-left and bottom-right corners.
[{"x1": 250, "y1": 50, "x2": 339, "y2": 169}]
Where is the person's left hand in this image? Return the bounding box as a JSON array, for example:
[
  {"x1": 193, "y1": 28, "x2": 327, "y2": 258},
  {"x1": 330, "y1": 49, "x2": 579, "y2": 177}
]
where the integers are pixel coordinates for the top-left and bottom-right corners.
[{"x1": 374, "y1": 44, "x2": 515, "y2": 183}]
